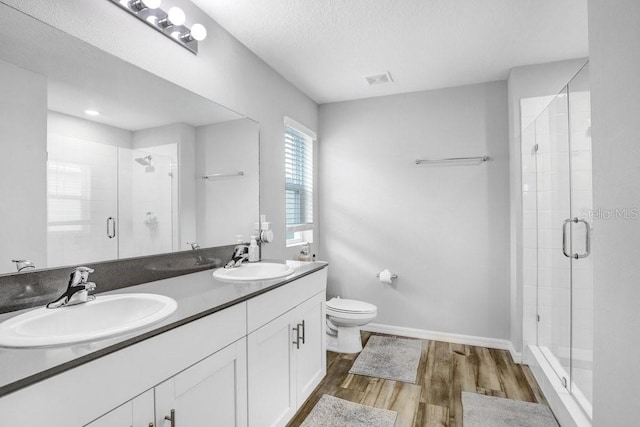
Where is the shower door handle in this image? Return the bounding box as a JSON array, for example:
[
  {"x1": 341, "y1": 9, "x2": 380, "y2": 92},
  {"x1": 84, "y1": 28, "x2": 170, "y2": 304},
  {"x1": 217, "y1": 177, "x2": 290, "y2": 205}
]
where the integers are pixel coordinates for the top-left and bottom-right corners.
[
  {"x1": 562, "y1": 218, "x2": 572, "y2": 258},
  {"x1": 575, "y1": 218, "x2": 591, "y2": 259},
  {"x1": 562, "y1": 218, "x2": 591, "y2": 259},
  {"x1": 106, "y1": 217, "x2": 116, "y2": 239}
]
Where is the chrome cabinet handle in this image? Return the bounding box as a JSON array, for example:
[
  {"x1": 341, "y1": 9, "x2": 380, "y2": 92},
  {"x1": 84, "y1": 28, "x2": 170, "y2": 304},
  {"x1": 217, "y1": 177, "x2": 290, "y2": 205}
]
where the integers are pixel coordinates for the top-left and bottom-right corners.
[
  {"x1": 106, "y1": 217, "x2": 116, "y2": 239},
  {"x1": 164, "y1": 409, "x2": 175, "y2": 427},
  {"x1": 299, "y1": 320, "x2": 305, "y2": 345},
  {"x1": 562, "y1": 218, "x2": 572, "y2": 258},
  {"x1": 575, "y1": 218, "x2": 591, "y2": 259},
  {"x1": 292, "y1": 324, "x2": 300, "y2": 349}
]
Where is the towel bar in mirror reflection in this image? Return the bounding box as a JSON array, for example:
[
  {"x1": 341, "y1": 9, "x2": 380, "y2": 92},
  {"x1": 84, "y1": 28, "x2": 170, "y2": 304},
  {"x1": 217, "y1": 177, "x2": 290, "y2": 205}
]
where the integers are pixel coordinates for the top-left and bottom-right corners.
[{"x1": 415, "y1": 156, "x2": 489, "y2": 165}]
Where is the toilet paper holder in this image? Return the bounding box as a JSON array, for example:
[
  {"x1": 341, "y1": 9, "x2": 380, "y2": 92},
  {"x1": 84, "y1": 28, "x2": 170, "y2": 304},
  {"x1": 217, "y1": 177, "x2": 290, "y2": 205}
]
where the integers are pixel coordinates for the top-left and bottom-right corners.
[{"x1": 376, "y1": 272, "x2": 398, "y2": 280}]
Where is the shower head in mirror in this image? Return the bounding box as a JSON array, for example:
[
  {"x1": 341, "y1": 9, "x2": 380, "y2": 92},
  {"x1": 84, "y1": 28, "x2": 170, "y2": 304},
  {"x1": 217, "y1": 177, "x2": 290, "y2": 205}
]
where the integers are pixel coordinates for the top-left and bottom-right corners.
[{"x1": 135, "y1": 155, "x2": 152, "y2": 166}]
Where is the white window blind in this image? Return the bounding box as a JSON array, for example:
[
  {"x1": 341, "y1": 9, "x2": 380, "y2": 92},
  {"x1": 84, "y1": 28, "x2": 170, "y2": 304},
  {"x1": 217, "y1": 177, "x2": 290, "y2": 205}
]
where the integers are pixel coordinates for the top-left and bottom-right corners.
[{"x1": 285, "y1": 122, "x2": 314, "y2": 235}]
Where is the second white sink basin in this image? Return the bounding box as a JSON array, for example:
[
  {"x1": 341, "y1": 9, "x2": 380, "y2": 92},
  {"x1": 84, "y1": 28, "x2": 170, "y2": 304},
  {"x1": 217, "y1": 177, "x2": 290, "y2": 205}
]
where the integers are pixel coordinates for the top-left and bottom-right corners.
[
  {"x1": 212, "y1": 262, "x2": 295, "y2": 283},
  {"x1": 0, "y1": 293, "x2": 177, "y2": 348}
]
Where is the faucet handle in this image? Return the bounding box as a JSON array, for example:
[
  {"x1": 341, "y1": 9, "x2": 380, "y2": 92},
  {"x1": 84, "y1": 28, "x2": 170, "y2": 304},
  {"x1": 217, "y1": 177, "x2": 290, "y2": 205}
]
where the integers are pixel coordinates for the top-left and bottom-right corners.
[
  {"x1": 233, "y1": 244, "x2": 249, "y2": 255},
  {"x1": 69, "y1": 266, "x2": 95, "y2": 286}
]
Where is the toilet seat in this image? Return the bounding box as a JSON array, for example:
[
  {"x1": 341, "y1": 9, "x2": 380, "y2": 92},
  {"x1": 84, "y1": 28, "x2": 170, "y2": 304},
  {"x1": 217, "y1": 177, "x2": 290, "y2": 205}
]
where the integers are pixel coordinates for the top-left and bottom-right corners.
[
  {"x1": 326, "y1": 298, "x2": 376, "y2": 314},
  {"x1": 325, "y1": 298, "x2": 377, "y2": 353}
]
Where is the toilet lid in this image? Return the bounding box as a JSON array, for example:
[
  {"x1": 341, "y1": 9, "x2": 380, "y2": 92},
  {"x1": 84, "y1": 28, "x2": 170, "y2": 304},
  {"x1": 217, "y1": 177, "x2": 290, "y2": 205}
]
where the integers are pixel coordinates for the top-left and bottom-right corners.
[{"x1": 326, "y1": 298, "x2": 377, "y2": 314}]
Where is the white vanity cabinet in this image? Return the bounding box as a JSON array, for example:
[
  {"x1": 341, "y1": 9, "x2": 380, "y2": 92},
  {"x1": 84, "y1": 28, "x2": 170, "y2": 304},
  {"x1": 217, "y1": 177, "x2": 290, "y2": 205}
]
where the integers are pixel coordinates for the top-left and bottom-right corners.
[
  {"x1": 0, "y1": 302, "x2": 247, "y2": 427},
  {"x1": 154, "y1": 338, "x2": 247, "y2": 427},
  {"x1": 247, "y1": 269, "x2": 327, "y2": 427},
  {"x1": 0, "y1": 266, "x2": 328, "y2": 427},
  {"x1": 85, "y1": 390, "x2": 154, "y2": 427},
  {"x1": 85, "y1": 339, "x2": 247, "y2": 427}
]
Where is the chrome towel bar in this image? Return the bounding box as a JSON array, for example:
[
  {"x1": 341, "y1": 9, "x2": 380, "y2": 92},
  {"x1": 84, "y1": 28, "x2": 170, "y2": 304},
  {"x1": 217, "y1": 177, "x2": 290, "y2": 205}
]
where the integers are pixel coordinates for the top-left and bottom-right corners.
[
  {"x1": 202, "y1": 171, "x2": 244, "y2": 179},
  {"x1": 415, "y1": 156, "x2": 489, "y2": 165}
]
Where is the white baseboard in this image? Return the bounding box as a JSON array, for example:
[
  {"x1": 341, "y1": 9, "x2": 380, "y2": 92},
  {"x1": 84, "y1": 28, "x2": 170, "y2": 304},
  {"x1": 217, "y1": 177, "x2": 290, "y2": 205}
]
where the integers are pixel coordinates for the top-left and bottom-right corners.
[{"x1": 362, "y1": 323, "x2": 522, "y2": 363}]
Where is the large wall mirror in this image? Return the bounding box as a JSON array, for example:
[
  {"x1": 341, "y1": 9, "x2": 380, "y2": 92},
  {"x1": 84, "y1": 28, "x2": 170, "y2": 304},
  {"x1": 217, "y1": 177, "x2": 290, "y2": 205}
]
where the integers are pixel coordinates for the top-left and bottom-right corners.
[{"x1": 0, "y1": 3, "x2": 260, "y2": 275}]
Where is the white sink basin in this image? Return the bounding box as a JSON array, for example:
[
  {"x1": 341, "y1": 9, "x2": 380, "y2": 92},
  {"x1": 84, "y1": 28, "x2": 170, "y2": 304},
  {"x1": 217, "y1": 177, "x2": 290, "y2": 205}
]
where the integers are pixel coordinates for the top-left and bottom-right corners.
[
  {"x1": 0, "y1": 293, "x2": 177, "y2": 348},
  {"x1": 212, "y1": 262, "x2": 295, "y2": 283}
]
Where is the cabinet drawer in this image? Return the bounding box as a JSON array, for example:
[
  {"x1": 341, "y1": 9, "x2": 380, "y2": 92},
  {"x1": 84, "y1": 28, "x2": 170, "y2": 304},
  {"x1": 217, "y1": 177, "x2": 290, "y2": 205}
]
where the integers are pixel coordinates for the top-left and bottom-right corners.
[{"x1": 247, "y1": 269, "x2": 327, "y2": 333}]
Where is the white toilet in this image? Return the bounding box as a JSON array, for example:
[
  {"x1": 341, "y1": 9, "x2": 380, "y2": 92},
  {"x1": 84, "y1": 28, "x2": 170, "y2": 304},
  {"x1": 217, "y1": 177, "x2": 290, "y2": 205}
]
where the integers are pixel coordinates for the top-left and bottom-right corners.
[{"x1": 326, "y1": 297, "x2": 377, "y2": 353}]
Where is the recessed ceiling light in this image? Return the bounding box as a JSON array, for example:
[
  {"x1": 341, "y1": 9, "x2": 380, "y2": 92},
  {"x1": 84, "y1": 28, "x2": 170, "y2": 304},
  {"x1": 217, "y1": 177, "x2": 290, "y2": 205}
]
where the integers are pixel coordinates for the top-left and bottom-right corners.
[
  {"x1": 84, "y1": 110, "x2": 100, "y2": 116},
  {"x1": 365, "y1": 71, "x2": 393, "y2": 86}
]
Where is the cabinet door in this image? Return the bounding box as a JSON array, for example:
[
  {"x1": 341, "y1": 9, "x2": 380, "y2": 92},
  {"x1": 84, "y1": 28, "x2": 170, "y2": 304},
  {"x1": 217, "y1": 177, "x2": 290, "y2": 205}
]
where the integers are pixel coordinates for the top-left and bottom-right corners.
[
  {"x1": 294, "y1": 292, "x2": 326, "y2": 405},
  {"x1": 155, "y1": 338, "x2": 248, "y2": 427},
  {"x1": 85, "y1": 390, "x2": 154, "y2": 427},
  {"x1": 247, "y1": 310, "x2": 296, "y2": 427}
]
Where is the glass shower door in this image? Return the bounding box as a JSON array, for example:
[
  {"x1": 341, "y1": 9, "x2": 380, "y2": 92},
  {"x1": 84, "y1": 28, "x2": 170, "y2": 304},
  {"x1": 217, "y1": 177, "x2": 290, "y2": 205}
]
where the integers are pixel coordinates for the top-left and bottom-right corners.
[
  {"x1": 47, "y1": 134, "x2": 119, "y2": 267},
  {"x1": 535, "y1": 87, "x2": 572, "y2": 389},
  {"x1": 533, "y1": 63, "x2": 593, "y2": 417},
  {"x1": 568, "y1": 64, "x2": 593, "y2": 414}
]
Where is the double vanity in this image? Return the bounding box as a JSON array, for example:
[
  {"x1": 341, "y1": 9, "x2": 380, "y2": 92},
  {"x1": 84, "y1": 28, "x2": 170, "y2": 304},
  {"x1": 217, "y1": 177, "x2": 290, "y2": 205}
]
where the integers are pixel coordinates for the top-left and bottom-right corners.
[
  {"x1": 0, "y1": 5, "x2": 326, "y2": 426},
  {"x1": 0, "y1": 260, "x2": 328, "y2": 426}
]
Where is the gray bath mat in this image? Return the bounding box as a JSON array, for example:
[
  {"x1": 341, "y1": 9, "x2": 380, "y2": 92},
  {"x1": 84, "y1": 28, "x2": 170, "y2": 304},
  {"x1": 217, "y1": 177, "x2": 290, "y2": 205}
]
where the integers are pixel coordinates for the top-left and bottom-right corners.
[
  {"x1": 462, "y1": 392, "x2": 559, "y2": 427},
  {"x1": 301, "y1": 394, "x2": 397, "y2": 427},
  {"x1": 349, "y1": 335, "x2": 422, "y2": 383}
]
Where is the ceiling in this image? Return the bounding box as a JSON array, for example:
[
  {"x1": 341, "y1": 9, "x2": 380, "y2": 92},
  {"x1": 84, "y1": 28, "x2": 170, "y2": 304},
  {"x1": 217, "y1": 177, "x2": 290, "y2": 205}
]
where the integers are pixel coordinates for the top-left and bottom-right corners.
[{"x1": 192, "y1": 0, "x2": 589, "y2": 104}]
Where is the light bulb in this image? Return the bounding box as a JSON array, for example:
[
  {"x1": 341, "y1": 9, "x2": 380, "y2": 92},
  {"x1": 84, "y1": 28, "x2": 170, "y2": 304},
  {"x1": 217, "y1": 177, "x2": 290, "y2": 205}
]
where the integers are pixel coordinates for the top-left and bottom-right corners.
[
  {"x1": 144, "y1": 0, "x2": 161, "y2": 9},
  {"x1": 167, "y1": 7, "x2": 185, "y2": 26},
  {"x1": 190, "y1": 23, "x2": 207, "y2": 41},
  {"x1": 84, "y1": 110, "x2": 100, "y2": 116}
]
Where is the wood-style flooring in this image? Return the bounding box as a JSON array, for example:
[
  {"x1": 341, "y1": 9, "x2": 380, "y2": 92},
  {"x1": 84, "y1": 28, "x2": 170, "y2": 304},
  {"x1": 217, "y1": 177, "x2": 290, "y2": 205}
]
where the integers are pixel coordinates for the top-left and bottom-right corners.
[{"x1": 287, "y1": 332, "x2": 550, "y2": 427}]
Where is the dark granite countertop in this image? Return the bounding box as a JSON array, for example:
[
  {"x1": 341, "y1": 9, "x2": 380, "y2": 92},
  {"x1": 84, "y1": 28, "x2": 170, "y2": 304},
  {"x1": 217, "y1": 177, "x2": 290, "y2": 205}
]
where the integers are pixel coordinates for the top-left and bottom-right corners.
[{"x1": 0, "y1": 260, "x2": 328, "y2": 398}]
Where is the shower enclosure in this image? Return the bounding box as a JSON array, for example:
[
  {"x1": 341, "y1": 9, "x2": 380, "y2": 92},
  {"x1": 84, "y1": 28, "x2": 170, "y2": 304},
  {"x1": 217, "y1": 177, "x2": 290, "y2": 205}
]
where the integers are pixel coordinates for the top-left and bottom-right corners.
[
  {"x1": 47, "y1": 125, "x2": 178, "y2": 267},
  {"x1": 521, "y1": 63, "x2": 593, "y2": 417}
]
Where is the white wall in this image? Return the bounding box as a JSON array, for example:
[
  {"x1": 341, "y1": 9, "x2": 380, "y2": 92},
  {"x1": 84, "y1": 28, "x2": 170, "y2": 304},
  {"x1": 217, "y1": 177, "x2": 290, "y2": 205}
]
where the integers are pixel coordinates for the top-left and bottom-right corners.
[
  {"x1": 195, "y1": 119, "x2": 260, "y2": 246},
  {"x1": 2, "y1": 0, "x2": 318, "y2": 260},
  {"x1": 319, "y1": 82, "x2": 510, "y2": 339},
  {"x1": 588, "y1": 0, "x2": 640, "y2": 424},
  {"x1": 0, "y1": 59, "x2": 47, "y2": 273},
  {"x1": 48, "y1": 111, "x2": 133, "y2": 149},
  {"x1": 506, "y1": 58, "x2": 588, "y2": 351}
]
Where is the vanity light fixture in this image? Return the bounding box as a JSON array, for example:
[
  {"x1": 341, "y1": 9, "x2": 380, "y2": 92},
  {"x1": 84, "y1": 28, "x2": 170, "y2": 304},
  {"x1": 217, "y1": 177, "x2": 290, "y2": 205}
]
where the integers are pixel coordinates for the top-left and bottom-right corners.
[
  {"x1": 108, "y1": 0, "x2": 207, "y2": 54},
  {"x1": 129, "y1": 0, "x2": 161, "y2": 12}
]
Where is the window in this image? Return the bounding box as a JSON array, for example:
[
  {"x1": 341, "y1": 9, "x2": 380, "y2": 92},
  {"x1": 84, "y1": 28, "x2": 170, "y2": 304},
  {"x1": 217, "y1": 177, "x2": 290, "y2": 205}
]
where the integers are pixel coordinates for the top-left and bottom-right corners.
[
  {"x1": 284, "y1": 117, "x2": 316, "y2": 246},
  {"x1": 47, "y1": 161, "x2": 90, "y2": 232}
]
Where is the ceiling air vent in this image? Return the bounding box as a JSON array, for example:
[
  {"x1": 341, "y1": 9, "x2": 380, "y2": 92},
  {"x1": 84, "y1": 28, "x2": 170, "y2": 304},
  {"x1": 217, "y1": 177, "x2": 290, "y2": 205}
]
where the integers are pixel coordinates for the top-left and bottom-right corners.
[{"x1": 365, "y1": 71, "x2": 393, "y2": 86}]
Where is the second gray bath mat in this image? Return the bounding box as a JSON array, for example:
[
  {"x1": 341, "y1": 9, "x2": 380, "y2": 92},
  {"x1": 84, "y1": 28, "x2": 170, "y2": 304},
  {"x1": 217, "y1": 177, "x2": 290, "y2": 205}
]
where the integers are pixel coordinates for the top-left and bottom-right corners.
[
  {"x1": 349, "y1": 335, "x2": 422, "y2": 383},
  {"x1": 301, "y1": 395, "x2": 397, "y2": 427}
]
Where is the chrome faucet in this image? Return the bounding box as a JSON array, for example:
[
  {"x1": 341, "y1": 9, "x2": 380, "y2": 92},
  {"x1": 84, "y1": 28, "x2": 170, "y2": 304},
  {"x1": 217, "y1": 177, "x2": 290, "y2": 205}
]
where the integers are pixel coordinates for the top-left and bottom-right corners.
[
  {"x1": 46, "y1": 267, "x2": 96, "y2": 309},
  {"x1": 224, "y1": 244, "x2": 249, "y2": 268},
  {"x1": 187, "y1": 242, "x2": 201, "y2": 250},
  {"x1": 12, "y1": 259, "x2": 35, "y2": 272}
]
